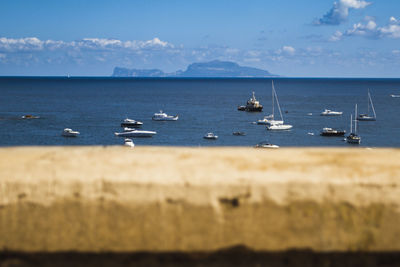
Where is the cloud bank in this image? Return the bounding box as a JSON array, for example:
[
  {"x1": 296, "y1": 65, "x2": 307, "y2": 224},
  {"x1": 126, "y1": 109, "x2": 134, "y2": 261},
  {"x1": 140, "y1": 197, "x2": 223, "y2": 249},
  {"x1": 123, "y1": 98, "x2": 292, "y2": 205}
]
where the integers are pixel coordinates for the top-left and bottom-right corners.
[
  {"x1": 330, "y1": 16, "x2": 400, "y2": 41},
  {"x1": 314, "y1": 0, "x2": 371, "y2": 25},
  {"x1": 0, "y1": 37, "x2": 173, "y2": 52}
]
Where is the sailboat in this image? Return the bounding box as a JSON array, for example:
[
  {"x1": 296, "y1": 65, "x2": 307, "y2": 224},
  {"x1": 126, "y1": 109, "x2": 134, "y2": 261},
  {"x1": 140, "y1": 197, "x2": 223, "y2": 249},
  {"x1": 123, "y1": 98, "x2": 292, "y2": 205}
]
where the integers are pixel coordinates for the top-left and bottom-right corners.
[
  {"x1": 257, "y1": 83, "x2": 280, "y2": 125},
  {"x1": 357, "y1": 89, "x2": 376, "y2": 121},
  {"x1": 346, "y1": 104, "x2": 361, "y2": 144},
  {"x1": 266, "y1": 81, "x2": 292, "y2": 131}
]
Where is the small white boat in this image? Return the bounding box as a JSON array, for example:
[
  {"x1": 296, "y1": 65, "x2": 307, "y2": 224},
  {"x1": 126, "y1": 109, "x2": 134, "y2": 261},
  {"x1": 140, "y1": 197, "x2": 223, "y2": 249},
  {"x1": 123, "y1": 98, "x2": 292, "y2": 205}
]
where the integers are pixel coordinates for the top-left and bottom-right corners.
[
  {"x1": 121, "y1": 118, "x2": 143, "y2": 127},
  {"x1": 152, "y1": 110, "x2": 178, "y2": 121},
  {"x1": 254, "y1": 142, "x2": 279, "y2": 149},
  {"x1": 115, "y1": 129, "x2": 156, "y2": 137},
  {"x1": 62, "y1": 128, "x2": 80, "y2": 137},
  {"x1": 256, "y1": 114, "x2": 275, "y2": 125},
  {"x1": 391, "y1": 94, "x2": 400, "y2": 98},
  {"x1": 124, "y1": 138, "x2": 135, "y2": 148},
  {"x1": 203, "y1": 132, "x2": 218, "y2": 139},
  {"x1": 320, "y1": 109, "x2": 343, "y2": 116},
  {"x1": 266, "y1": 123, "x2": 292, "y2": 131}
]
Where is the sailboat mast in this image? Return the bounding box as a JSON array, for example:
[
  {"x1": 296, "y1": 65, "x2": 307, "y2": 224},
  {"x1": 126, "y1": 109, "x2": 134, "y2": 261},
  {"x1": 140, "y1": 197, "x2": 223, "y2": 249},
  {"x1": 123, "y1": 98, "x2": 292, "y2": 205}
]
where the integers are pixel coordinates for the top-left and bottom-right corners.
[
  {"x1": 355, "y1": 104, "x2": 358, "y2": 134},
  {"x1": 367, "y1": 89, "x2": 370, "y2": 115},
  {"x1": 271, "y1": 81, "x2": 275, "y2": 118},
  {"x1": 350, "y1": 114, "x2": 353, "y2": 134},
  {"x1": 369, "y1": 90, "x2": 377, "y2": 118},
  {"x1": 273, "y1": 83, "x2": 284, "y2": 121}
]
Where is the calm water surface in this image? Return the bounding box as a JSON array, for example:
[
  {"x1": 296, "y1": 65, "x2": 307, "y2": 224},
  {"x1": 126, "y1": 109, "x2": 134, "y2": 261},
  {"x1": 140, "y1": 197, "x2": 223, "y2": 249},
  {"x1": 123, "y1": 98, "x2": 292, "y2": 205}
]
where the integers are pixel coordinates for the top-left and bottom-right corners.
[{"x1": 0, "y1": 77, "x2": 399, "y2": 147}]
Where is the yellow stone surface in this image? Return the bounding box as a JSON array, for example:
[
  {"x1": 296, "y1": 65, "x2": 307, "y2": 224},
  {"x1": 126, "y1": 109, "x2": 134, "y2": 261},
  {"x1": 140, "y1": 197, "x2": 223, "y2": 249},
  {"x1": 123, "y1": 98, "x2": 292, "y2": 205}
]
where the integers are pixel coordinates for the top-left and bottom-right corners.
[{"x1": 1, "y1": 146, "x2": 400, "y2": 252}]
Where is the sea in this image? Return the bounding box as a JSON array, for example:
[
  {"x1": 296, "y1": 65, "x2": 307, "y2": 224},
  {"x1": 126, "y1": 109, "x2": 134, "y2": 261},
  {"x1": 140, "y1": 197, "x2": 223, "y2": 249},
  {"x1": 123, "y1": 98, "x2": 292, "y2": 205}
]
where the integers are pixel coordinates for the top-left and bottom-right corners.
[{"x1": 0, "y1": 77, "x2": 399, "y2": 147}]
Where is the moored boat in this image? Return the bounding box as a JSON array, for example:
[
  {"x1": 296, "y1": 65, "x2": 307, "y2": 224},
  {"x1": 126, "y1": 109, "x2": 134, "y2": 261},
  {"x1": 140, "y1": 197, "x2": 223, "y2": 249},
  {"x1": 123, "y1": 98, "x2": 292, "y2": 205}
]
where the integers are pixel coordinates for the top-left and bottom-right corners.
[
  {"x1": 203, "y1": 132, "x2": 218, "y2": 139},
  {"x1": 115, "y1": 129, "x2": 156, "y2": 137},
  {"x1": 238, "y1": 92, "x2": 263, "y2": 112},
  {"x1": 21, "y1": 114, "x2": 40, "y2": 119},
  {"x1": 152, "y1": 110, "x2": 178, "y2": 121},
  {"x1": 254, "y1": 142, "x2": 279, "y2": 149},
  {"x1": 233, "y1": 131, "x2": 246, "y2": 136},
  {"x1": 346, "y1": 105, "x2": 361, "y2": 144},
  {"x1": 124, "y1": 138, "x2": 135, "y2": 148},
  {"x1": 62, "y1": 128, "x2": 80, "y2": 137},
  {"x1": 357, "y1": 89, "x2": 376, "y2": 121},
  {"x1": 121, "y1": 118, "x2": 143, "y2": 127},
  {"x1": 320, "y1": 127, "x2": 346, "y2": 136},
  {"x1": 265, "y1": 81, "x2": 292, "y2": 131},
  {"x1": 320, "y1": 109, "x2": 343, "y2": 116}
]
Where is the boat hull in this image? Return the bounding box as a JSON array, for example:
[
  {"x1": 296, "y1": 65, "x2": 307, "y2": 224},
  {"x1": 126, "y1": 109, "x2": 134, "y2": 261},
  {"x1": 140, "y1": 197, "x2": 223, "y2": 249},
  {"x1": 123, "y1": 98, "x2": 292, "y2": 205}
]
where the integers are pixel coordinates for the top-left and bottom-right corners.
[
  {"x1": 115, "y1": 131, "x2": 156, "y2": 137},
  {"x1": 121, "y1": 122, "x2": 142, "y2": 127},
  {"x1": 245, "y1": 106, "x2": 263, "y2": 112},
  {"x1": 320, "y1": 131, "x2": 346, "y2": 136},
  {"x1": 152, "y1": 116, "x2": 178, "y2": 121},
  {"x1": 357, "y1": 116, "x2": 376, "y2": 121},
  {"x1": 320, "y1": 113, "x2": 342, "y2": 116},
  {"x1": 267, "y1": 124, "x2": 292, "y2": 130}
]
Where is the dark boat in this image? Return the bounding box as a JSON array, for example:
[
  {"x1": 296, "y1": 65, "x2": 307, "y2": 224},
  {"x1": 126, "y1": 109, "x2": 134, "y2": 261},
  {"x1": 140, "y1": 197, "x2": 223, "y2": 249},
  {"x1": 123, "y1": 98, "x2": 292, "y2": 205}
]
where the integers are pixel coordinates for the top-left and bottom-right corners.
[
  {"x1": 320, "y1": 127, "x2": 346, "y2": 136},
  {"x1": 121, "y1": 118, "x2": 143, "y2": 128},
  {"x1": 238, "y1": 92, "x2": 263, "y2": 112},
  {"x1": 233, "y1": 131, "x2": 246, "y2": 136}
]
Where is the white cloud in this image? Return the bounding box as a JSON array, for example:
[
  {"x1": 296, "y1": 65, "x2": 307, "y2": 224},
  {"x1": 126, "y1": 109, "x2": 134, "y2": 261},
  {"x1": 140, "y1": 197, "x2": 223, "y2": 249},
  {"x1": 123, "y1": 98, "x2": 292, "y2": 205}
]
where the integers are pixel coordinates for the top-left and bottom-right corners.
[
  {"x1": 277, "y1": 46, "x2": 296, "y2": 55},
  {"x1": 330, "y1": 16, "x2": 400, "y2": 41},
  {"x1": 314, "y1": 0, "x2": 372, "y2": 25},
  {"x1": 0, "y1": 37, "x2": 173, "y2": 52}
]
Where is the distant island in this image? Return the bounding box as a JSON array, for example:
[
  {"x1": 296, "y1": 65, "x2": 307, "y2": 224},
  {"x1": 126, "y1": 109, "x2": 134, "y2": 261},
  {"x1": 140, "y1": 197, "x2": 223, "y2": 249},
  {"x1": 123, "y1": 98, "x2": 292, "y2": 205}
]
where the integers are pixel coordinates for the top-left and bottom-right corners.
[{"x1": 112, "y1": 60, "x2": 276, "y2": 77}]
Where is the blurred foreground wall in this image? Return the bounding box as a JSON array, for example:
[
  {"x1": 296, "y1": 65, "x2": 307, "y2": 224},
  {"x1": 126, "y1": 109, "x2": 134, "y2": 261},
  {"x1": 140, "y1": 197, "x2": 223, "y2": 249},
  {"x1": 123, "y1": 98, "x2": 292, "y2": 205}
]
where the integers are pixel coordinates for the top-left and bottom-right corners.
[{"x1": 1, "y1": 146, "x2": 400, "y2": 266}]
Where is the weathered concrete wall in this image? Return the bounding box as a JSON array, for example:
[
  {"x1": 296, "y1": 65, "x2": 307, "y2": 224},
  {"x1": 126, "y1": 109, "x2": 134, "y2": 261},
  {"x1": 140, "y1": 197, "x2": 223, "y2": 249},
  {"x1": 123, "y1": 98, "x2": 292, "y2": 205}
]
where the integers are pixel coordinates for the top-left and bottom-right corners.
[{"x1": 1, "y1": 146, "x2": 400, "y2": 253}]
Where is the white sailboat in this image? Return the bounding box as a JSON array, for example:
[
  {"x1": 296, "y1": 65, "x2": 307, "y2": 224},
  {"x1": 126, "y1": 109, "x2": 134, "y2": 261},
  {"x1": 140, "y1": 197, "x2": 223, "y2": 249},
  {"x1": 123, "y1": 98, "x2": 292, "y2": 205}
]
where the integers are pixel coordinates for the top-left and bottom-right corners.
[
  {"x1": 346, "y1": 104, "x2": 361, "y2": 144},
  {"x1": 357, "y1": 89, "x2": 376, "y2": 121},
  {"x1": 266, "y1": 81, "x2": 292, "y2": 131}
]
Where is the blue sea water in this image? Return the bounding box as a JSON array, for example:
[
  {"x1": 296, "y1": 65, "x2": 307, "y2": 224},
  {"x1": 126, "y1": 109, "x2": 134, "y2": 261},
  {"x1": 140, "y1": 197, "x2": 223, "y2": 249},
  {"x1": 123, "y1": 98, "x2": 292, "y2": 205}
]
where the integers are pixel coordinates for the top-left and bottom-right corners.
[{"x1": 0, "y1": 77, "x2": 399, "y2": 147}]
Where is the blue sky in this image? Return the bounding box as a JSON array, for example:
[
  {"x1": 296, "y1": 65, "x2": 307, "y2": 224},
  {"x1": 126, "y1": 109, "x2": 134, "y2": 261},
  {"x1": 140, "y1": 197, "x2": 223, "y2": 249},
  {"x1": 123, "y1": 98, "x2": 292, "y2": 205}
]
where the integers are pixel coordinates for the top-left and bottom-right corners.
[{"x1": 0, "y1": 0, "x2": 399, "y2": 77}]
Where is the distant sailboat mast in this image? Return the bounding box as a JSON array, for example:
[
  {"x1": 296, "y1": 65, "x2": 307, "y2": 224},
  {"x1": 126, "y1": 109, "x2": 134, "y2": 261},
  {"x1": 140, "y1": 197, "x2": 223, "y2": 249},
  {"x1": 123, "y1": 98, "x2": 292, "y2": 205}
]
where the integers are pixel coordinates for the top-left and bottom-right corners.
[
  {"x1": 350, "y1": 114, "x2": 353, "y2": 134},
  {"x1": 369, "y1": 89, "x2": 377, "y2": 119},
  {"x1": 272, "y1": 81, "x2": 284, "y2": 122},
  {"x1": 355, "y1": 104, "x2": 358, "y2": 134},
  {"x1": 271, "y1": 80, "x2": 275, "y2": 119}
]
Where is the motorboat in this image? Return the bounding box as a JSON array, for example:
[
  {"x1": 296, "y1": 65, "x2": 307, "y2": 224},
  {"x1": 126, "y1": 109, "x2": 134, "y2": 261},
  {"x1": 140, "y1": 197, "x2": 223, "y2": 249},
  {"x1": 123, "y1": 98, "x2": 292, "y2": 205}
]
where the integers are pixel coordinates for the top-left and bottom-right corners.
[
  {"x1": 123, "y1": 127, "x2": 141, "y2": 132},
  {"x1": 62, "y1": 128, "x2": 80, "y2": 137},
  {"x1": 124, "y1": 138, "x2": 135, "y2": 148},
  {"x1": 391, "y1": 94, "x2": 400, "y2": 98},
  {"x1": 238, "y1": 92, "x2": 263, "y2": 112},
  {"x1": 320, "y1": 109, "x2": 343, "y2": 116},
  {"x1": 320, "y1": 127, "x2": 346, "y2": 136},
  {"x1": 152, "y1": 110, "x2": 178, "y2": 121},
  {"x1": 357, "y1": 89, "x2": 376, "y2": 121},
  {"x1": 254, "y1": 142, "x2": 279, "y2": 149},
  {"x1": 115, "y1": 129, "x2": 156, "y2": 137},
  {"x1": 120, "y1": 118, "x2": 143, "y2": 127},
  {"x1": 346, "y1": 105, "x2": 361, "y2": 144},
  {"x1": 233, "y1": 131, "x2": 246, "y2": 136},
  {"x1": 21, "y1": 114, "x2": 40, "y2": 119},
  {"x1": 203, "y1": 132, "x2": 218, "y2": 139},
  {"x1": 265, "y1": 81, "x2": 292, "y2": 130}
]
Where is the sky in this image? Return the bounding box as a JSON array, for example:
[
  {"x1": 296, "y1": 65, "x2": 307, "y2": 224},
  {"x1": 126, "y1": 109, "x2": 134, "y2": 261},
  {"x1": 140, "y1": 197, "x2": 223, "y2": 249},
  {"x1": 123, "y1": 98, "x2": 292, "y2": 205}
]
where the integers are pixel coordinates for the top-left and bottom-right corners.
[{"x1": 0, "y1": 0, "x2": 399, "y2": 77}]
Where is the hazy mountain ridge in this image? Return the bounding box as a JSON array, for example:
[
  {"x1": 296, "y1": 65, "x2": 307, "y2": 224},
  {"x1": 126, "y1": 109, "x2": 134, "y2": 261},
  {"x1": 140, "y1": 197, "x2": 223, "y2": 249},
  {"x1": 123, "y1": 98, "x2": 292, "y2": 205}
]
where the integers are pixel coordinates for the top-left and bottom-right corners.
[{"x1": 112, "y1": 60, "x2": 276, "y2": 77}]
